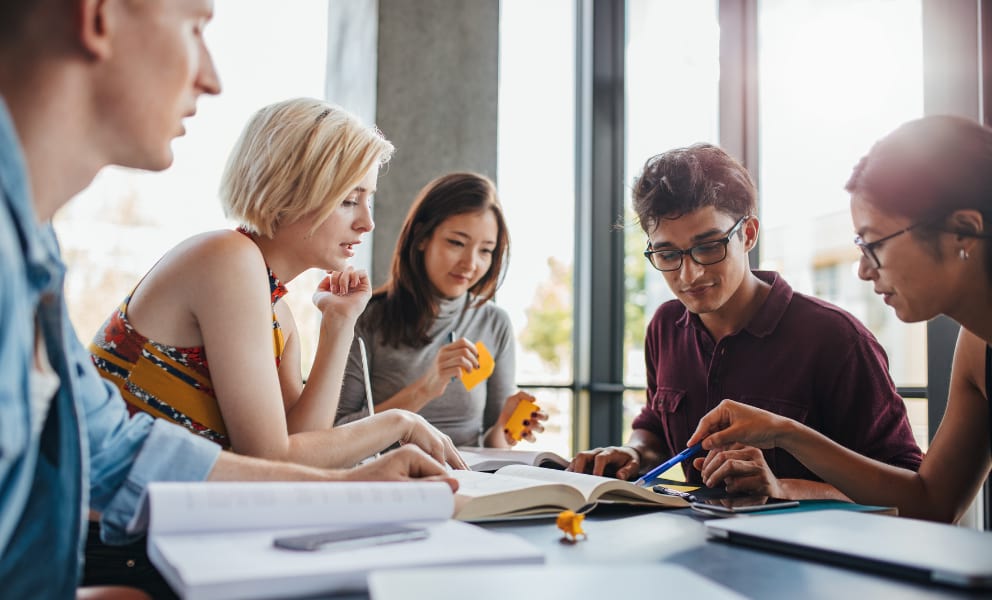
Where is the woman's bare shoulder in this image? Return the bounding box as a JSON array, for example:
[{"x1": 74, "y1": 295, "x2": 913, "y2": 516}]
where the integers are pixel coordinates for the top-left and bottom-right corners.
[{"x1": 953, "y1": 327, "x2": 989, "y2": 398}]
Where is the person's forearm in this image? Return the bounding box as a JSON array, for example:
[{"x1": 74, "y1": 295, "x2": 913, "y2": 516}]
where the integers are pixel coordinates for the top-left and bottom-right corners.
[
  {"x1": 282, "y1": 411, "x2": 413, "y2": 468},
  {"x1": 286, "y1": 319, "x2": 356, "y2": 433},
  {"x1": 777, "y1": 479, "x2": 851, "y2": 501},
  {"x1": 207, "y1": 449, "x2": 348, "y2": 482},
  {"x1": 369, "y1": 378, "x2": 436, "y2": 414},
  {"x1": 626, "y1": 429, "x2": 665, "y2": 470},
  {"x1": 482, "y1": 423, "x2": 511, "y2": 448},
  {"x1": 776, "y1": 420, "x2": 931, "y2": 515}
]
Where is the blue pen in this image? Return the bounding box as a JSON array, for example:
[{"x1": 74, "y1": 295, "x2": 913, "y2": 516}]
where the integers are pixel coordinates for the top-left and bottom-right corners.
[{"x1": 633, "y1": 442, "x2": 704, "y2": 487}]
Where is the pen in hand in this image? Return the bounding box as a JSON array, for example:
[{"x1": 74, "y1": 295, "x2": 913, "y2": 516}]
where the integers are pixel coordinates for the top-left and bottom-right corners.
[
  {"x1": 357, "y1": 336, "x2": 380, "y2": 460},
  {"x1": 633, "y1": 442, "x2": 704, "y2": 487},
  {"x1": 447, "y1": 331, "x2": 456, "y2": 383}
]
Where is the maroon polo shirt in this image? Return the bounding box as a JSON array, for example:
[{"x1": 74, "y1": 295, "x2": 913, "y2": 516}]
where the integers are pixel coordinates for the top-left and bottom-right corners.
[{"x1": 632, "y1": 270, "x2": 923, "y2": 484}]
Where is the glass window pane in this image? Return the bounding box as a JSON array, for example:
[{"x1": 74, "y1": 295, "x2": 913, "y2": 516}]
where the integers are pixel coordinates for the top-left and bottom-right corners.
[
  {"x1": 518, "y1": 388, "x2": 574, "y2": 458},
  {"x1": 623, "y1": 0, "x2": 720, "y2": 438},
  {"x1": 757, "y1": 0, "x2": 927, "y2": 447},
  {"x1": 498, "y1": 0, "x2": 576, "y2": 453}
]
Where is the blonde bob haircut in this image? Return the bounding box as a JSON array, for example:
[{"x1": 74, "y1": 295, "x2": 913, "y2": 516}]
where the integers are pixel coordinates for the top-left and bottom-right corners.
[{"x1": 220, "y1": 98, "x2": 395, "y2": 237}]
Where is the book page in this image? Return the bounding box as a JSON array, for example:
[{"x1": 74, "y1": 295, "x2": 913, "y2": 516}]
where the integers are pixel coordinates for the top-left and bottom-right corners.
[
  {"x1": 451, "y1": 469, "x2": 564, "y2": 497},
  {"x1": 493, "y1": 465, "x2": 687, "y2": 507},
  {"x1": 146, "y1": 481, "x2": 454, "y2": 536},
  {"x1": 457, "y1": 447, "x2": 569, "y2": 471},
  {"x1": 449, "y1": 470, "x2": 586, "y2": 520}
]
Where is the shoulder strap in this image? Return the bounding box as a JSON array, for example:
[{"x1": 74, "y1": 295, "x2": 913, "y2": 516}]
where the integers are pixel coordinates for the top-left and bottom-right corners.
[{"x1": 985, "y1": 345, "x2": 992, "y2": 456}]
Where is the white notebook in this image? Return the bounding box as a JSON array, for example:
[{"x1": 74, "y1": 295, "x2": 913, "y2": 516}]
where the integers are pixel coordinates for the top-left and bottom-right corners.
[
  {"x1": 706, "y1": 509, "x2": 992, "y2": 589},
  {"x1": 138, "y1": 481, "x2": 544, "y2": 600}
]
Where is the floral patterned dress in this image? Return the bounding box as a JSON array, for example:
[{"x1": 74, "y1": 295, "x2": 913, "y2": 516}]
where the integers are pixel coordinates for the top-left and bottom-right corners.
[{"x1": 89, "y1": 235, "x2": 287, "y2": 449}]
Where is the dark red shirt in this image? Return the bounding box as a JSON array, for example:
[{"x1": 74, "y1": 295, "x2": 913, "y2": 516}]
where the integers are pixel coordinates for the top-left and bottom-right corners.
[{"x1": 632, "y1": 271, "x2": 923, "y2": 484}]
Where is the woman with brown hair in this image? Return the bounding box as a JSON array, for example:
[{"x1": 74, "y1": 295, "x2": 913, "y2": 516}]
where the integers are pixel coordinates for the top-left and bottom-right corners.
[{"x1": 336, "y1": 172, "x2": 547, "y2": 447}]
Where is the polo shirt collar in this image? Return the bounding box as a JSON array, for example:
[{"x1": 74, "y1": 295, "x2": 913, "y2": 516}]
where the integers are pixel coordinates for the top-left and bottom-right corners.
[{"x1": 744, "y1": 270, "x2": 792, "y2": 337}]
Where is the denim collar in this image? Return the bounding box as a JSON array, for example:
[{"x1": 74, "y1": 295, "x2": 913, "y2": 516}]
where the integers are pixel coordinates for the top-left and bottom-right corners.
[{"x1": 0, "y1": 96, "x2": 63, "y2": 294}]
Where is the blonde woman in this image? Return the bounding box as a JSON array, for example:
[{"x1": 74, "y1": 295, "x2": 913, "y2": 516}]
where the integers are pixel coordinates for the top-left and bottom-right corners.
[
  {"x1": 86, "y1": 98, "x2": 464, "y2": 594},
  {"x1": 91, "y1": 98, "x2": 464, "y2": 467}
]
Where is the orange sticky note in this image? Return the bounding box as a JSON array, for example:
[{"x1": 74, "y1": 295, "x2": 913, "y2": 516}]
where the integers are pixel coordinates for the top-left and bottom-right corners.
[{"x1": 459, "y1": 341, "x2": 495, "y2": 391}]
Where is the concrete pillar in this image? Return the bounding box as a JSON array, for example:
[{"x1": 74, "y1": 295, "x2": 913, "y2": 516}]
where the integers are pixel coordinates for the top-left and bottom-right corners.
[{"x1": 327, "y1": 0, "x2": 499, "y2": 285}]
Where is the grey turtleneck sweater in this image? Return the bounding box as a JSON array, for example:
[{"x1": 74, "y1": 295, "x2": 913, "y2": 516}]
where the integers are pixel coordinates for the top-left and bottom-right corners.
[{"x1": 335, "y1": 294, "x2": 516, "y2": 447}]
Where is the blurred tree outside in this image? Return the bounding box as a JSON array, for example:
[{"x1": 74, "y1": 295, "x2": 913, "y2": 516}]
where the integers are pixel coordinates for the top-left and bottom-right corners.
[
  {"x1": 518, "y1": 219, "x2": 647, "y2": 379},
  {"x1": 519, "y1": 257, "x2": 572, "y2": 373},
  {"x1": 624, "y1": 210, "x2": 647, "y2": 357}
]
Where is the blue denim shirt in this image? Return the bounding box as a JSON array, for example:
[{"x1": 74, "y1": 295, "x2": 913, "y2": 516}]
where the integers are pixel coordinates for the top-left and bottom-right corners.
[{"x1": 0, "y1": 98, "x2": 221, "y2": 598}]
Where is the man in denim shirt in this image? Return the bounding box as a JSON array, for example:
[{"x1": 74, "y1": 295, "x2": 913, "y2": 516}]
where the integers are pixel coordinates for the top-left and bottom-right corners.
[{"x1": 0, "y1": 2, "x2": 454, "y2": 597}]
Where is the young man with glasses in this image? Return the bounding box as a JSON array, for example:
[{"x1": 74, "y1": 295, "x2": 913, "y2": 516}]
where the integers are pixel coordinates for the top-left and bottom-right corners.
[{"x1": 569, "y1": 144, "x2": 922, "y2": 500}]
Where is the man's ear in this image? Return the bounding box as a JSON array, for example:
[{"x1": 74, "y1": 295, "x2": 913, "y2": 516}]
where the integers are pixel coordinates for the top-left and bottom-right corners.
[
  {"x1": 76, "y1": 0, "x2": 114, "y2": 60},
  {"x1": 742, "y1": 215, "x2": 760, "y2": 252}
]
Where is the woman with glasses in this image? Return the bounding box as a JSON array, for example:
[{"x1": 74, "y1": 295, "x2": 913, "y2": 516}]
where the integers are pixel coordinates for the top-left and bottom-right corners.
[
  {"x1": 689, "y1": 116, "x2": 992, "y2": 522},
  {"x1": 569, "y1": 143, "x2": 922, "y2": 501},
  {"x1": 335, "y1": 172, "x2": 548, "y2": 448}
]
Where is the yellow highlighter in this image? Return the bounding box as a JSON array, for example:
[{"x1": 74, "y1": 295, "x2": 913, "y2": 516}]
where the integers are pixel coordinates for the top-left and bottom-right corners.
[
  {"x1": 503, "y1": 393, "x2": 540, "y2": 442},
  {"x1": 459, "y1": 341, "x2": 495, "y2": 391}
]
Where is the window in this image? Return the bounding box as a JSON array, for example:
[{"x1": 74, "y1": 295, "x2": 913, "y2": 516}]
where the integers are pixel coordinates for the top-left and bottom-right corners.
[
  {"x1": 756, "y1": 0, "x2": 928, "y2": 448},
  {"x1": 622, "y1": 0, "x2": 720, "y2": 438}
]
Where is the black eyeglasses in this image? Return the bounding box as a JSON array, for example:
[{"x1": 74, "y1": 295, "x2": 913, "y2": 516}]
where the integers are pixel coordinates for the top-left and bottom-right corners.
[
  {"x1": 644, "y1": 216, "x2": 748, "y2": 272},
  {"x1": 854, "y1": 221, "x2": 927, "y2": 269}
]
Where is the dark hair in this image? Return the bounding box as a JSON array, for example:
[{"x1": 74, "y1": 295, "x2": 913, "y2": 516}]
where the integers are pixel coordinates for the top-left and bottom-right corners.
[
  {"x1": 631, "y1": 143, "x2": 756, "y2": 233},
  {"x1": 372, "y1": 172, "x2": 509, "y2": 347},
  {"x1": 846, "y1": 116, "x2": 992, "y2": 279},
  {"x1": 0, "y1": 1, "x2": 45, "y2": 48}
]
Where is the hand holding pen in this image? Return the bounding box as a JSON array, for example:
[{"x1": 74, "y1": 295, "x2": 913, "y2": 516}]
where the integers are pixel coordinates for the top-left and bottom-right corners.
[
  {"x1": 633, "y1": 442, "x2": 704, "y2": 487},
  {"x1": 447, "y1": 331, "x2": 456, "y2": 382}
]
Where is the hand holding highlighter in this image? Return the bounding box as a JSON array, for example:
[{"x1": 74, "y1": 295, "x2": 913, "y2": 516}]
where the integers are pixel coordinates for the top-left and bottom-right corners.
[{"x1": 503, "y1": 393, "x2": 541, "y2": 442}]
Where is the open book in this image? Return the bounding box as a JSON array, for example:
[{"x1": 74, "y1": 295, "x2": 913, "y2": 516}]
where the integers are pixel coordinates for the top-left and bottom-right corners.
[
  {"x1": 457, "y1": 446, "x2": 570, "y2": 471},
  {"x1": 139, "y1": 481, "x2": 543, "y2": 600},
  {"x1": 451, "y1": 464, "x2": 689, "y2": 521}
]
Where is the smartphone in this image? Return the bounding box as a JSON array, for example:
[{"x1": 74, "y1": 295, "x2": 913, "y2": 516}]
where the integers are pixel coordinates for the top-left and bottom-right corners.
[
  {"x1": 690, "y1": 498, "x2": 799, "y2": 516},
  {"x1": 273, "y1": 524, "x2": 429, "y2": 552}
]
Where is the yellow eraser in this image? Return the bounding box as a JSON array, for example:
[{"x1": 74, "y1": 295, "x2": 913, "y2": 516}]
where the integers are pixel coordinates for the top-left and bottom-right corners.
[
  {"x1": 556, "y1": 509, "x2": 586, "y2": 541},
  {"x1": 459, "y1": 341, "x2": 495, "y2": 391},
  {"x1": 503, "y1": 394, "x2": 540, "y2": 442}
]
